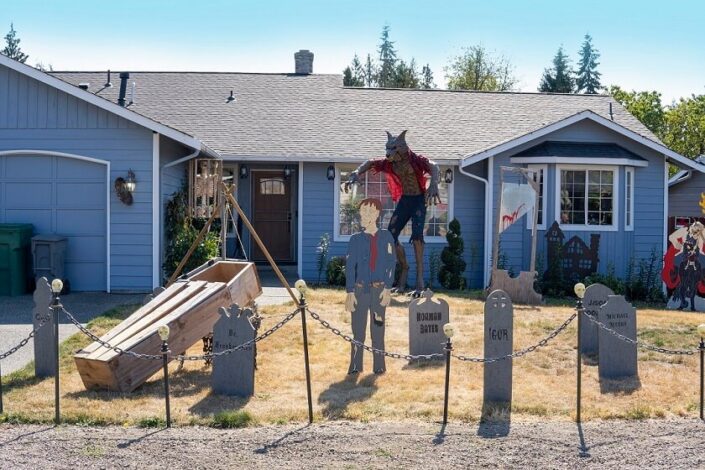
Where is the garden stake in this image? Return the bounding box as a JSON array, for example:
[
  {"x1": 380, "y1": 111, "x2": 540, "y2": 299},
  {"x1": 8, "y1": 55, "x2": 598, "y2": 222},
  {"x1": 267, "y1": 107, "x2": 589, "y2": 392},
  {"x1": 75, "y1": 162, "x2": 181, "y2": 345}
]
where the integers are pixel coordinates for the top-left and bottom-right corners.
[
  {"x1": 52, "y1": 289, "x2": 61, "y2": 425},
  {"x1": 700, "y1": 336, "x2": 704, "y2": 420},
  {"x1": 161, "y1": 340, "x2": 171, "y2": 428},
  {"x1": 299, "y1": 296, "x2": 314, "y2": 424},
  {"x1": 443, "y1": 336, "x2": 452, "y2": 425}
]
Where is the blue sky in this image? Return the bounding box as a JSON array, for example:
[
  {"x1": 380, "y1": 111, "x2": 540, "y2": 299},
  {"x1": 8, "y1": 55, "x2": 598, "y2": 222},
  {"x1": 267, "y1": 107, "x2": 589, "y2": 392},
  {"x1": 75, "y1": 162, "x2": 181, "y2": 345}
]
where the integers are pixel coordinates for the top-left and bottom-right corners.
[{"x1": 4, "y1": 0, "x2": 704, "y2": 102}]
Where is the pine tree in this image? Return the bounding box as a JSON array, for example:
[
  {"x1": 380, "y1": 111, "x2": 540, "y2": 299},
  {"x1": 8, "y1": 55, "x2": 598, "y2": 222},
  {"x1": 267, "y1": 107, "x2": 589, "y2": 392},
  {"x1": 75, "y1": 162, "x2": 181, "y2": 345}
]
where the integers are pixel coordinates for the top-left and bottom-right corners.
[
  {"x1": 343, "y1": 67, "x2": 355, "y2": 86},
  {"x1": 377, "y1": 25, "x2": 398, "y2": 87},
  {"x1": 394, "y1": 58, "x2": 419, "y2": 88},
  {"x1": 538, "y1": 46, "x2": 574, "y2": 93},
  {"x1": 364, "y1": 53, "x2": 376, "y2": 87},
  {"x1": 438, "y1": 219, "x2": 467, "y2": 290},
  {"x1": 421, "y1": 63, "x2": 434, "y2": 89},
  {"x1": 576, "y1": 34, "x2": 602, "y2": 94},
  {"x1": 351, "y1": 54, "x2": 365, "y2": 86},
  {"x1": 2, "y1": 23, "x2": 28, "y2": 63}
]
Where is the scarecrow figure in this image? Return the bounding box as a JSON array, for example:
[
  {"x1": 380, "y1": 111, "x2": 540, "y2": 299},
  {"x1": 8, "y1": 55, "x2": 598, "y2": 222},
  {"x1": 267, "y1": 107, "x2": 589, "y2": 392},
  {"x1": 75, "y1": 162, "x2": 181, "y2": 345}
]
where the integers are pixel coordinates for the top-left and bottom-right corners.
[
  {"x1": 344, "y1": 130, "x2": 440, "y2": 295},
  {"x1": 344, "y1": 198, "x2": 397, "y2": 374}
]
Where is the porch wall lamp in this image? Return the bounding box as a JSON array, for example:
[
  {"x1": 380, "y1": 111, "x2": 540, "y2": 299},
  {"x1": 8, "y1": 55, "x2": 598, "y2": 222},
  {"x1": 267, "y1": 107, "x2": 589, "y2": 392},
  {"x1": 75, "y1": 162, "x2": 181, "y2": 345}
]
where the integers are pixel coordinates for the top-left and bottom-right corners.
[
  {"x1": 444, "y1": 167, "x2": 454, "y2": 184},
  {"x1": 239, "y1": 165, "x2": 249, "y2": 179},
  {"x1": 326, "y1": 165, "x2": 335, "y2": 181},
  {"x1": 283, "y1": 165, "x2": 293, "y2": 178},
  {"x1": 114, "y1": 169, "x2": 136, "y2": 205}
]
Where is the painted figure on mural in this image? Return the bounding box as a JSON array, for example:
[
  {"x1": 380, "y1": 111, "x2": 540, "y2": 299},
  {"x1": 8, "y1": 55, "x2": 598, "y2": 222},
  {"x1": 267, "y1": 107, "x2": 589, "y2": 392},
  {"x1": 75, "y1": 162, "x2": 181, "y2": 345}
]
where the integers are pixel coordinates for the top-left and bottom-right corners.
[
  {"x1": 663, "y1": 221, "x2": 705, "y2": 311},
  {"x1": 345, "y1": 198, "x2": 397, "y2": 374},
  {"x1": 344, "y1": 130, "x2": 440, "y2": 295}
]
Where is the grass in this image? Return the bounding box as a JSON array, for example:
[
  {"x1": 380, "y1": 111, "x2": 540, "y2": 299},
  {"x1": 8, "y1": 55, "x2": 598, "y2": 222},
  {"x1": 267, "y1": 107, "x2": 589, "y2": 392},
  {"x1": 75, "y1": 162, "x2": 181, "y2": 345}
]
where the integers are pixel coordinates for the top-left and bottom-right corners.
[{"x1": 1, "y1": 288, "x2": 704, "y2": 426}]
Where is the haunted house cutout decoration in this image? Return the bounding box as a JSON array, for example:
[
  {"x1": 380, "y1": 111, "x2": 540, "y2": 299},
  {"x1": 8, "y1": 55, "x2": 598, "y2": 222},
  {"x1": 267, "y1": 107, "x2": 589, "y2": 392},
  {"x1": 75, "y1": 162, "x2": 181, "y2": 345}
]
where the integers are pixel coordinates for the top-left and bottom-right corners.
[{"x1": 544, "y1": 221, "x2": 600, "y2": 283}]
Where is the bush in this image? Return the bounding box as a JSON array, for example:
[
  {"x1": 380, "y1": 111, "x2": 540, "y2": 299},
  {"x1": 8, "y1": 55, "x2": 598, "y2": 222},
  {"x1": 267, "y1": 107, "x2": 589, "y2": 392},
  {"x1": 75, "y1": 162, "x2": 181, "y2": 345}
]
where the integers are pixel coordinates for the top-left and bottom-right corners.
[
  {"x1": 625, "y1": 248, "x2": 665, "y2": 303},
  {"x1": 438, "y1": 218, "x2": 467, "y2": 290},
  {"x1": 584, "y1": 263, "x2": 625, "y2": 295},
  {"x1": 326, "y1": 256, "x2": 346, "y2": 287},
  {"x1": 163, "y1": 184, "x2": 221, "y2": 283}
]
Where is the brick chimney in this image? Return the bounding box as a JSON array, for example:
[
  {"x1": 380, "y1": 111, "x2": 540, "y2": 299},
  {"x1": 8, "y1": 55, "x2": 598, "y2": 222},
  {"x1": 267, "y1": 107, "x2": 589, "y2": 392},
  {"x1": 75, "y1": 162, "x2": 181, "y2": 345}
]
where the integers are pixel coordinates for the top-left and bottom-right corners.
[{"x1": 294, "y1": 50, "x2": 314, "y2": 74}]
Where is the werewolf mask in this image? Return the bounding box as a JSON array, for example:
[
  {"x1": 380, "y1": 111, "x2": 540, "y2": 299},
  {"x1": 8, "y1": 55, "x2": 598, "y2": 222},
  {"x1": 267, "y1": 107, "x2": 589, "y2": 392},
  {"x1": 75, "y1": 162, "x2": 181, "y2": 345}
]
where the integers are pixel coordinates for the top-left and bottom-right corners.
[{"x1": 385, "y1": 130, "x2": 409, "y2": 162}]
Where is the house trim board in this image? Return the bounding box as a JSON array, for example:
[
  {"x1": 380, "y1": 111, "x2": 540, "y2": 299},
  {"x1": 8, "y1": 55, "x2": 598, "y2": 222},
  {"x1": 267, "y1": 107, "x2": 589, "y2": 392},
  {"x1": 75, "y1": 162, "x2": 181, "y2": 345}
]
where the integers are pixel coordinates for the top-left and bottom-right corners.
[
  {"x1": 0, "y1": 149, "x2": 111, "y2": 293},
  {"x1": 510, "y1": 156, "x2": 648, "y2": 167},
  {"x1": 624, "y1": 167, "x2": 635, "y2": 232},
  {"x1": 525, "y1": 163, "x2": 548, "y2": 230},
  {"x1": 152, "y1": 132, "x2": 160, "y2": 288}
]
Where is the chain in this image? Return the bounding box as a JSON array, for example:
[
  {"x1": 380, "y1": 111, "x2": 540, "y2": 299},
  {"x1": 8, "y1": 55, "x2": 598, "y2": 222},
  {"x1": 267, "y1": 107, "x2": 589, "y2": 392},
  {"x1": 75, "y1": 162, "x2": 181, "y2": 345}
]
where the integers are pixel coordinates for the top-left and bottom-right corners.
[
  {"x1": 452, "y1": 312, "x2": 578, "y2": 363},
  {"x1": 581, "y1": 311, "x2": 697, "y2": 355},
  {"x1": 0, "y1": 310, "x2": 52, "y2": 360},
  {"x1": 307, "y1": 308, "x2": 445, "y2": 361}
]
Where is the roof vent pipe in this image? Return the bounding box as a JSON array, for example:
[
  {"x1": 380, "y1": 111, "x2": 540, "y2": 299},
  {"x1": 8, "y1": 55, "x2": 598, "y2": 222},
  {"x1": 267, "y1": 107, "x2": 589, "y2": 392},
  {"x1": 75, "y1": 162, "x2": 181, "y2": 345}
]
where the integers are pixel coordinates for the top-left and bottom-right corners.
[
  {"x1": 609, "y1": 102, "x2": 614, "y2": 120},
  {"x1": 294, "y1": 50, "x2": 314, "y2": 74},
  {"x1": 105, "y1": 70, "x2": 112, "y2": 88},
  {"x1": 129, "y1": 82, "x2": 136, "y2": 105},
  {"x1": 118, "y1": 72, "x2": 130, "y2": 106}
]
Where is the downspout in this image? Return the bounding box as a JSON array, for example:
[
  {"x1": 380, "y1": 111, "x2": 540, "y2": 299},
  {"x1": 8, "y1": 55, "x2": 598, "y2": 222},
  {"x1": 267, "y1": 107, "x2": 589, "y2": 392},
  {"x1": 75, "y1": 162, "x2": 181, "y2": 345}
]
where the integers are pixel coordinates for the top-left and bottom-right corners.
[{"x1": 458, "y1": 159, "x2": 492, "y2": 289}]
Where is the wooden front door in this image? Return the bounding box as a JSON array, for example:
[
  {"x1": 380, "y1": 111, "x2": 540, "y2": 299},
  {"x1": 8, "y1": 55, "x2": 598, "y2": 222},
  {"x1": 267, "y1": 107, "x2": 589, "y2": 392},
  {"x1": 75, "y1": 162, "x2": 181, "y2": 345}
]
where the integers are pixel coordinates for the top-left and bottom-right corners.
[{"x1": 252, "y1": 171, "x2": 293, "y2": 261}]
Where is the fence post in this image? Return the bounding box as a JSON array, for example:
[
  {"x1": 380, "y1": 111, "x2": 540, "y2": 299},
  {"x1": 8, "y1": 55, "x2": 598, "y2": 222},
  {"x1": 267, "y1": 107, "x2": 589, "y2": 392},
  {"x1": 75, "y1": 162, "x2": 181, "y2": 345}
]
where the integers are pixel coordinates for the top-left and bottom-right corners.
[
  {"x1": 51, "y1": 279, "x2": 63, "y2": 425},
  {"x1": 296, "y1": 284, "x2": 314, "y2": 424},
  {"x1": 574, "y1": 283, "x2": 586, "y2": 423},
  {"x1": 158, "y1": 325, "x2": 172, "y2": 428},
  {"x1": 698, "y1": 326, "x2": 705, "y2": 420},
  {"x1": 442, "y1": 324, "x2": 455, "y2": 425},
  {"x1": 0, "y1": 360, "x2": 3, "y2": 414}
]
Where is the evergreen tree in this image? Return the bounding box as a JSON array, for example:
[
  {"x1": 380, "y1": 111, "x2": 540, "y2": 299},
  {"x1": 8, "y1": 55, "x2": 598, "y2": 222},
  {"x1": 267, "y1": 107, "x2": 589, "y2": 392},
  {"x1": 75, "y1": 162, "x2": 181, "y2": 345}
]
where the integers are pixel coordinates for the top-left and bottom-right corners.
[
  {"x1": 576, "y1": 34, "x2": 602, "y2": 94},
  {"x1": 377, "y1": 25, "x2": 398, "y2": 87},
  {"x1": 364, "y1": 53, "x2": 376, "y2": 87},
  {"x1": 343, "y1": 54, "x2": 365, "y2": 87},
  {"x1": 438, "y1": 219, "x2": 467, "y2": 290},
  {"x1": 394, "y1": 58, "x2": 420, "y2": 88},
  {"x1": 421, "y1": 63, "x2": 434, "y2": 89},
  {"x1": 2, "y1": 23, "x2": 28, "y2": 63},
  {"x1": 538, "y1": 46, "x2": 575, "y2": 93},
  {"x1": 343, "y1": 67, "x2": 355, "y2": 86}
]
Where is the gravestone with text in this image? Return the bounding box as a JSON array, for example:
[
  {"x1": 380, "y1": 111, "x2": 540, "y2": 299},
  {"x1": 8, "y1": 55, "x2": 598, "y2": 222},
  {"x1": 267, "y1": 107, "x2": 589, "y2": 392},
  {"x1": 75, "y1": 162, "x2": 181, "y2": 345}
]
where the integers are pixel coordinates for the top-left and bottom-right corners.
[
  {"x1": 408, "y1": 290, "x2": 449, "y2": 358},
  {"x1": 598, "y1": 295, "x2": 638, "y2": 379},
  {"x1": 212, "y1": 304, "x2": 256, "y2": 397},
  {"x1": 32, "y1": 277, "x2": 55, "y2": 378},
  {"x1": 581, "y1": 283, "x2": 614, "y2": 356},
  {"x1": 483, "y1": 289, "x2": 513, "y2": 404}
]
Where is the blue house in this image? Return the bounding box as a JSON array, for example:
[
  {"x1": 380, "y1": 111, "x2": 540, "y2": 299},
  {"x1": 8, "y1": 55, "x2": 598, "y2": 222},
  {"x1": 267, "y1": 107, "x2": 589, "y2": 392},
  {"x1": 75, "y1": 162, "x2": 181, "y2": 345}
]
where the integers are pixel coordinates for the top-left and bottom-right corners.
[{"x1": 1, "y1": 50, "x2": 702, "y2": 292}]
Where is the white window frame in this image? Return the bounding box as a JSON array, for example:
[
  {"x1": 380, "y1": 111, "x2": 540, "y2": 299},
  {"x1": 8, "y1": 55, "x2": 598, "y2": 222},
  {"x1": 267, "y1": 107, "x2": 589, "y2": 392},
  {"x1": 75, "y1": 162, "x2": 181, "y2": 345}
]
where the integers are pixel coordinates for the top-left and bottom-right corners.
[
  {"x1": 333, "y1": 162, "x2": 454, "y2": 243},
  {"x1": 526, "y1": 164, "x2": 547, "y2": 230},
  {"x1": 554, "y1": 164, "x2": 619, "y2": 232},
  {"x1": 625, "y1": 167, "x2": 635, "y2": 231}
]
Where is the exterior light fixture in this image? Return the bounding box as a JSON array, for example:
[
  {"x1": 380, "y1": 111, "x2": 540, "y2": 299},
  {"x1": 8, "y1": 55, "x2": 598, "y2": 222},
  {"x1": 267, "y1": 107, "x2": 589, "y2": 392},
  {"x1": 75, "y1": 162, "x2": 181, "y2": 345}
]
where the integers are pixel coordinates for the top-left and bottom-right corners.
[
  {"x1": 444, "y1": 168, "x2": 453, "y2": 184},
  {"x1": 114, "y1": 169, "x2": 136, "y2": 205},
  {"x1": 326, "y1": 165, "x2": 335, "y2": 181},
  {"x1": 284, "y1": 165, "x2": 292, "y2": 178},
  {"x1": 239, "y1": 165, "x2": 249, "y2": 179},
  {"x1": 574, "y1": 282, "x2": 586, "y2": 299},
  {"x1": 51, "y1": 278, "x2": 64, "y2": 295}
]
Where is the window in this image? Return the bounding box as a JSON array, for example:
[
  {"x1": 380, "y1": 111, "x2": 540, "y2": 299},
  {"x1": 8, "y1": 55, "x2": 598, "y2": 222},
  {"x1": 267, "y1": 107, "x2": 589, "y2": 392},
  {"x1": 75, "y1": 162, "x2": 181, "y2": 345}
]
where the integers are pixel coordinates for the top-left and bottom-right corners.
[
  {"x1": 625, "y1": 167, "x2": 634, "y2": 231},
  {"x1": 526, "y1": 164, "x2": 547, "y2": 230},
  {"x1": 259, "y1": 177, "x2": 286, "y2": 195},
  {"x1": 334, "y1": 163, "x2": 452, "y2": 241},
  {"x1": 556, "y1": 166, "x2": 618, "y2": 231}
]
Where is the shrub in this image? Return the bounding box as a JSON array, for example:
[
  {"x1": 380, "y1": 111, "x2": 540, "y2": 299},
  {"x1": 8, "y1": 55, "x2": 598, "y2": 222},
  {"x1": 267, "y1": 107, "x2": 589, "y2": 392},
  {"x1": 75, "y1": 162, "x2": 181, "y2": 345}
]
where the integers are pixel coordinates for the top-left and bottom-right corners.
[
  {"x1": 584, "y1": 263, "x2": 625, "y2": 295},
  {"x1": 439, "y1": 218, "x2": 467, "y2": 290},
  {"x1": 316, "y1": 233, "x2": 331, "y2": 285},
  {"x1": 326, "y1": 256, "x2": 346, "y2": 287},
  {"x1": 625, "y1": 248, "x2": 665, "y2": 303}
]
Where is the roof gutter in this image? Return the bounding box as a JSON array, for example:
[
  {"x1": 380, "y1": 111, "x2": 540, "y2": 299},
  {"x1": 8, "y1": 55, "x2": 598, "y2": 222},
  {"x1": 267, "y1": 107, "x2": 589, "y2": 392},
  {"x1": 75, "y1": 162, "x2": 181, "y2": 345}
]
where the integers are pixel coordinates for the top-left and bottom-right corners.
[{"x1": 458, "y1": 162, "x2": 491, "y2": 289}]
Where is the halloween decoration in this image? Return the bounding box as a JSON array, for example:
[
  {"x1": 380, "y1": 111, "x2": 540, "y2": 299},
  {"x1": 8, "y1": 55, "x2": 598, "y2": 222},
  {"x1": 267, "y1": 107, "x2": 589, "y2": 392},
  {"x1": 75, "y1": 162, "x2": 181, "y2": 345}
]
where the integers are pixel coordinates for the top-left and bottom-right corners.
[
  {"x1": 344, "y1": 198, "x2": 397, "y2": 374},
  {"x1": 189, "y1": 158, "x2": 222, "y2": 218},
  {"x1": 663, "y1": 222, "x2": 705, "y2": 311},
  {"x1": 344, "y1": 130, "x2": 440, "y2": 295},
  {"x1": 544, "y1": 221, "x2": 601, "y2": 285}
]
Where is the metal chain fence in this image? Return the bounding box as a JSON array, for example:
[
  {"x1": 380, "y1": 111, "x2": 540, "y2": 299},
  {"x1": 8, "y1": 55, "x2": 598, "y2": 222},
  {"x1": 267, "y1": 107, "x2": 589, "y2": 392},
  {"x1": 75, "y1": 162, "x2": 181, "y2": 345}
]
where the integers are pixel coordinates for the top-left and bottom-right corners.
[
  {"x1": 580, "y1": 311, "x2": 698, "y2": 355},
  {"x1": 0, "y1": 312, "x2": 51, "y2": 361}
]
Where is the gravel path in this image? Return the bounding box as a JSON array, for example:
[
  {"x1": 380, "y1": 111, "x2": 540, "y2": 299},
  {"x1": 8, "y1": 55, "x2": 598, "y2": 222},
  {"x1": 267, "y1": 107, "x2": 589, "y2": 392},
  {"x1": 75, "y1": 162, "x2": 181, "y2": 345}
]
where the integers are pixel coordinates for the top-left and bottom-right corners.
[{"x1": 0, "y1": 419, "x2": 703, "y2": 469}]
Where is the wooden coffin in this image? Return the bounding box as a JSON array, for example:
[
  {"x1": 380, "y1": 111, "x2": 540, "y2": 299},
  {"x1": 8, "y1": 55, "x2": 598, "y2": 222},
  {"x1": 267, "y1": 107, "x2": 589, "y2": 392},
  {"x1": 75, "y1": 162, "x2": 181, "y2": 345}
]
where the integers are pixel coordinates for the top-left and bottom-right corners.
[{"x1": 74, "y1": 260, "x2": 262, "y2": 392}]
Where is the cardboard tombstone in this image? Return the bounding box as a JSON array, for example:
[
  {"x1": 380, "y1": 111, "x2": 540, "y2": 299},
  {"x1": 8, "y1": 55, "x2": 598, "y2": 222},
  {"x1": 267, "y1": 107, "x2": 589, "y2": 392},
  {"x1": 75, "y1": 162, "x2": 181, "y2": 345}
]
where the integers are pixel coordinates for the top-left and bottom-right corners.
[
  {"x1": 598, "y1": 295, "x2": 638, "y2": 379},
  {"x1": 211, "y1": 304, "x2": 256, "y2": 397},
  {"x1": 32, "y1": 277, "x2": 55, "y2": 378},
  {"x1": 580, "y1": 283, "x2": 614, "y2": 356},
  {"x1": 663, "y1": 222, "x2": 705, "y2": 312},
  {"x1": 483, "y1": 289, "x2": 513, "y2": 404},
  {"x1": 408, "y1": 290, "x2": 449, "y2": 358}
]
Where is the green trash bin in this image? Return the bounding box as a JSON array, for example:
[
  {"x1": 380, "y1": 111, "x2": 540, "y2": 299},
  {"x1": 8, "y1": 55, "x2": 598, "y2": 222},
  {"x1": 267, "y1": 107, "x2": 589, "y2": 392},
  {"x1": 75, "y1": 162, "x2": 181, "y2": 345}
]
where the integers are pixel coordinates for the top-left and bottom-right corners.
[{"x1": 0, "y1": 223, "x2": 34, "y2": 296}]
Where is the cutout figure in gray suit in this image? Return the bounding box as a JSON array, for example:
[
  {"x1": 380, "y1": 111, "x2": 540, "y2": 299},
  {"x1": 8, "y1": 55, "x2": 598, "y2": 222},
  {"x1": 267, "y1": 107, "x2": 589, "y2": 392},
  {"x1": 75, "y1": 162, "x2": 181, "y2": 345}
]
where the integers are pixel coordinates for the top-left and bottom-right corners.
[{"x1": 345, "y1": 198, "x2": 396, "y2": 374}]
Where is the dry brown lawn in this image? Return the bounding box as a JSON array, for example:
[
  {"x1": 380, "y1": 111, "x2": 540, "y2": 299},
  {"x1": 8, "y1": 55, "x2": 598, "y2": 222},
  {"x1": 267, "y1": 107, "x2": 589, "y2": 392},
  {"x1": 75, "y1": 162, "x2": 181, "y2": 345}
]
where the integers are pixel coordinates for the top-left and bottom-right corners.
[{"x1": 3, "y1": 288, "x2": 704, "y2": 425}]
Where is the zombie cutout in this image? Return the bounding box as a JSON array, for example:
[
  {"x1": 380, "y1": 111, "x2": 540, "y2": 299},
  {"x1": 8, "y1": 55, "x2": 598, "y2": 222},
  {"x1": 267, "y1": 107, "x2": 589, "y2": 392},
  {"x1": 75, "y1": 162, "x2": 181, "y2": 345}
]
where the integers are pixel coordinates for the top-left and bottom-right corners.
[
  {"x1": 344, "y1": 130, "x2": 440, "y2": 295},
  {"x1": 662, "y1": 221, "x2": 705, "y2": 311},
  {"x1": 345, "y1": 198, "x2": 397, "y2": 374}
]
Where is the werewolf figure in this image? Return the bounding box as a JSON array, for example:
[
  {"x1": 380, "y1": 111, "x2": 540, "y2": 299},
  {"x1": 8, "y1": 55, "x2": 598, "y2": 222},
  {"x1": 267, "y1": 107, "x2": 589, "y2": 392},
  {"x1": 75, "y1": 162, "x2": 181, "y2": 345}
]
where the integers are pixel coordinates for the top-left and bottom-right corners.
[{"x1": 344, "y1": 130, "x2": 440, "y2": 295}]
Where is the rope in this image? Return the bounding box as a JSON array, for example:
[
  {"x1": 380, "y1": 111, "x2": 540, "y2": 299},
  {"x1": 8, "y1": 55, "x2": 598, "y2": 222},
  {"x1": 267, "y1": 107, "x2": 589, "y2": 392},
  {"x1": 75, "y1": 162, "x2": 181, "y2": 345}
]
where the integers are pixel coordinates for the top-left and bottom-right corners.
[{"x1": 227, "y1": 204, "x2": 248, "y2": 261}]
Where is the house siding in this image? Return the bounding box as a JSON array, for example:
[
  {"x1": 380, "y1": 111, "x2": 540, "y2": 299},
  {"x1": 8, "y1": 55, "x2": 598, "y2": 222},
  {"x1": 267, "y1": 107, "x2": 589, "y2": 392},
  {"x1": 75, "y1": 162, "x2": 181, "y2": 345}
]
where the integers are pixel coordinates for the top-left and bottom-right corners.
[
  {"x1": 488, "y1": 119, "x2": 665, "y2": 281},
  {"x1": 669, "y1": 172, "x2": 705, "y2": 218},
  {"x1": 300, "y1": 162, "x2": 486, "y2": 288},
  {"x1": 0, "y1": 64, "x2": 156, "y2": 292}
]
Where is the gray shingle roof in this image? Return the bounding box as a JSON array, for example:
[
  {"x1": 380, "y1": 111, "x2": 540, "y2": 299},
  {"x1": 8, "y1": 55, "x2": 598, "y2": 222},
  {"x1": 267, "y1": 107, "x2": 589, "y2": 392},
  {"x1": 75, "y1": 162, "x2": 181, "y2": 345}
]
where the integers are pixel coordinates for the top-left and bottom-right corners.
[
  {"x1": 50, "y1": 71, "x2": 660, "y2": 161},
  {"x1": 515, "y1": 141, "x2": 647, "y2": 162}
]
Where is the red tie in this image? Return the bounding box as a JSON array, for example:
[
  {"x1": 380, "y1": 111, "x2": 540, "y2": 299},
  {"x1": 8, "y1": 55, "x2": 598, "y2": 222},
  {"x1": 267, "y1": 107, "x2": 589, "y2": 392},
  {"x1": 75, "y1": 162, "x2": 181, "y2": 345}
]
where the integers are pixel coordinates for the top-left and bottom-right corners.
[{"x1": 369, "y1": 233, "x2": 378, "y2": 271}]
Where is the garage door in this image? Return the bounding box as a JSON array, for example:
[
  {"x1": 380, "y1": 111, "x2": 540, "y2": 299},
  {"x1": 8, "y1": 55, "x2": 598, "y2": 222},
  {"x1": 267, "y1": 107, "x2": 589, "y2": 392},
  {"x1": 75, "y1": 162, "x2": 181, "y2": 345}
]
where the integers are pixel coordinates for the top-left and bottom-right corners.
[{"x1": 0, "y1": 153, "x2": 107, "y2": 291}]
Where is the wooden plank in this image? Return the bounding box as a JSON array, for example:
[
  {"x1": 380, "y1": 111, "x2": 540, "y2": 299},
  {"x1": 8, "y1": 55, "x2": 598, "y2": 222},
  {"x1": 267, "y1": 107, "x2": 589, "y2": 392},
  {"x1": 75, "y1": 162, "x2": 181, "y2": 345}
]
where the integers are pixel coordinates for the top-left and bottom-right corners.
[
  {"x1": 89, "y1": 281, "x2": 208, "y2": 361},
  {"x1": 227, "y1": 262, "x2": 263, "y2": 305},
  {"x1": 80, "y1": 282, "x2": 190, "y2": 355}
]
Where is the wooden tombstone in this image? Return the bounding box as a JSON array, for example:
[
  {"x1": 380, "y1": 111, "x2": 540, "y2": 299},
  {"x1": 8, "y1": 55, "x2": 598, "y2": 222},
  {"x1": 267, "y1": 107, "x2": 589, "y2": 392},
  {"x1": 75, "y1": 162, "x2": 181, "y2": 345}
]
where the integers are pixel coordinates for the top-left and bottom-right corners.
[
  {"x1": 598, "y1": 295, "x2": 638, "y2": 379},
  {"x1": 212, "y1": 304, "x2": 256, "y2": 397},
  {"x1": 483, "y1": 289, "x2": 514, "y2": 404},
  {"x1": 408, "y1": 290, "x2": 449, "y2": 358},
  {"x1": 580, "y1": 283, "x2": 614, "y2": 356},
  {"x1": 32, "y1": 277, "x2": 55, "y2": 378}
]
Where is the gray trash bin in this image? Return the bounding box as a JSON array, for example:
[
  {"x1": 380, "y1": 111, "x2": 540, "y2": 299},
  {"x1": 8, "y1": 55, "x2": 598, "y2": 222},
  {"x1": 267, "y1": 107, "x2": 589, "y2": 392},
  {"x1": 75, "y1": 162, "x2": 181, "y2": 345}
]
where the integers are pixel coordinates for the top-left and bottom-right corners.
[{"x1": 32, "y1": 234, "x2": 68, "y2": 287}]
